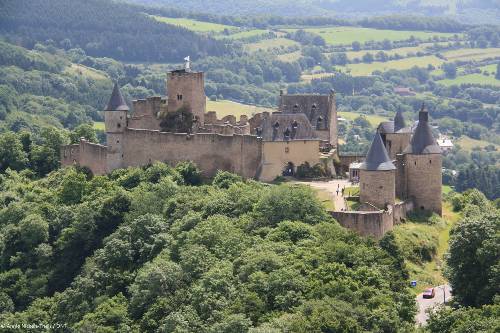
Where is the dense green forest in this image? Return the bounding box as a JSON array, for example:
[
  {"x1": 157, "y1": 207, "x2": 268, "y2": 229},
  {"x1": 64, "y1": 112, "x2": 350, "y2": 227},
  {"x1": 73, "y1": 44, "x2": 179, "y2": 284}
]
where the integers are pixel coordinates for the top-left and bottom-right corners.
[
  {"x1": 0, "y1": 164, "x2": 417, "y2": 331},
  {"x1": 0, "y1": 0, "x2": 228, "y2": 62},
  {"x1": 129, "y1": 0, "x2": 500, "y2": 24},
  {"x1": 426, "y1": 189, "x2": 500, "y2": 332}
]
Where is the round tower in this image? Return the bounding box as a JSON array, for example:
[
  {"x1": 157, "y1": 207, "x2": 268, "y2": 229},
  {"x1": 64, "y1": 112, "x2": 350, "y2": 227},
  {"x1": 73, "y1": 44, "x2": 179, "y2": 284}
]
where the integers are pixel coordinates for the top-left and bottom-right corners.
[
  {"x1": 104, "y1": 82, "x2": 129, "y2": 172},
  {"x1": 402, "y1": 104, "x2": 442, "y2": 215},
  {"x1": 359, "y1": 132, "x2": 396, "y2": 210}
]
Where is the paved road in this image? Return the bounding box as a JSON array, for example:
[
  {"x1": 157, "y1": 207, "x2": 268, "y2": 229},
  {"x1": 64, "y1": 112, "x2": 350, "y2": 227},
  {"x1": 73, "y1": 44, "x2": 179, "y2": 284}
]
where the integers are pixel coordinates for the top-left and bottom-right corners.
[
  {"x1": 296, "y1": 179, "x2": 351, "y2": 211},
  {"x1": 415, "y1": 284, "x2": 452, "y2": 326}
]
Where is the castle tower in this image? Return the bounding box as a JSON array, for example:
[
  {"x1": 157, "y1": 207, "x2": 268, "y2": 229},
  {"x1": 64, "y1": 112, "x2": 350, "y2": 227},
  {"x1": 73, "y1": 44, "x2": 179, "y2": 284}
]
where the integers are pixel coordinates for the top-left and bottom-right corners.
[
  {"x1": 402, "y1": 104, "x2": 442, "y2": 215},
  {"x1": 378, "y1": 110, "x2": 412, "y2": 160},
  {"x1": 359, "y1": 132, "x2": 396, "y2": 210},
  {"x1": 167, "y1": 69, "x2": 206, "y2": 126},
  {"x1": 104, "y1": 83, "x2": 129, "y2": 172}
]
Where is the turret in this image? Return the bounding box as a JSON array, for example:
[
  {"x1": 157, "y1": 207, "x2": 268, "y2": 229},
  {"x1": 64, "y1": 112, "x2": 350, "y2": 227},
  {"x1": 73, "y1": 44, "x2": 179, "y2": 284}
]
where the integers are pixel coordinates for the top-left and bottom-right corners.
[
  {"x1": 104, "y1": 83, "x2": 128, "y2": 172},
  {"x1": 402, "y1": 104, "x2": 442, "y2": 215},
  {"x1": 359, "y1": 132, "x2": 396, "y2": 210}
]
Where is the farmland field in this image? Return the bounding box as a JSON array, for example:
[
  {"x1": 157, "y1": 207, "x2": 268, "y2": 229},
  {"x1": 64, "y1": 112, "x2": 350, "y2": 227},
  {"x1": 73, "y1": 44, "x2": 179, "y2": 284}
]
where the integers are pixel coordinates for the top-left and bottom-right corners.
[
  {"x1": 93, "y1": 122, "x2": 105, "y2": 131},
  {"x1": 223, "y1": 29, "x2": 270, "y2": 40},
  {"x1": 442, "y1": 48, "x2": 500, "y2": 61},
  {"x1": 206, "y1": 99, "x2": 275, "y2": 118},
  {"x1": 65, "y1": 64, "x2": 109, "y2": 81},
  {"x1": 284, "y1": 26, "x2": 456, "y2": 46},
  {"x1": 338, "y1": 111, "x2": 388, "y2": 127},
  {"x1": 150, "y1": 15, "x2": 237, "y2": 33},
  {"x1": 438, "y1": 73, "x2": 500, "y2": 86},
  {"x1": 276, "y1": 50, "x2": 302, "y2": 62},
  {"x1": 337, "y1": 43, "x2": 449, "y2": 60},
  {"x1": 245, "y1": 38, "x2": 299, "y2": 52},
  {"x1": 343, "y1": 55, "x2": 444, "y2": 76},
  {"x1": 456, "y1": 136, "x2": 499, "y2": 151}
]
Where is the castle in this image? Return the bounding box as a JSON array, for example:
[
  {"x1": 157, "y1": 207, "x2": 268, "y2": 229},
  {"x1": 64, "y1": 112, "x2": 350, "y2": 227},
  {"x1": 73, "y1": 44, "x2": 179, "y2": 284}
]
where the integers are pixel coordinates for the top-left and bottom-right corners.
[
  {"x1": 61, "y1": 66, "x2": 442, "y2": 238},
  {"x1": 61, "y1": 67, "x2": 338, "y2": 182}
]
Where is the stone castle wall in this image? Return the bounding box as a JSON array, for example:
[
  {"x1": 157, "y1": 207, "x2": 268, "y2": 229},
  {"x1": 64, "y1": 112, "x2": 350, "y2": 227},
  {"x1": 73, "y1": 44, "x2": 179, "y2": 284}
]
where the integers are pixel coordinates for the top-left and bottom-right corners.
[
  {"x1": 331, "y1": 210, "x2": 393, "y2": 239},
  {"x1": 122, "y1": 129, "x2": 262, "y2": 179},
  {"x1": 360, "y1": 169, "x2": 396, "y2": 210},
  {"x1": 385, "y1": 132, "x2": 412, "y2": 160},
  {"x1": 60, "y1": 140, "x2": 107, "y2": 175},
  {"x1": 404, "y1": 153, "x2": 443, "y2": 215},
  {"x1": 128, "y1": 97, "x2": 165, "y2": 130},
  {"x1": 260, "y1": 140, "x2": 320, "y2": 182}
]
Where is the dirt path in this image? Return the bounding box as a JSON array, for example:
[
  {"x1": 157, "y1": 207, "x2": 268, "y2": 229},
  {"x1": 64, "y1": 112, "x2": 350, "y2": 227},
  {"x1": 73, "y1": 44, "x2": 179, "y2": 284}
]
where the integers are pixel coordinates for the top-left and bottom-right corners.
[{"x1": 296, "y1": 179, "x2": 352, "y2": 211}]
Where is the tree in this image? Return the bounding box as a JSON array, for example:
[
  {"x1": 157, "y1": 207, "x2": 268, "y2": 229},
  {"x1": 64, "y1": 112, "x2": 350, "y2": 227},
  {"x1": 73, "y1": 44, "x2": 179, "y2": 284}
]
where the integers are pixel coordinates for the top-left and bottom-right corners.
[
  {"x1": 175, "y1": 161, "x2": 202, "y2": 185},
  {"x1": 160, "y1": 106, "x2": 194, "y2": 133},
  {"x1": 443, "y1": 63, "x2": 457, "y2": 79},
  {"x1": 362, "y1": 53, "x2": 374, "y2": 63},
  {"x1": 352, "y1": 41, "x2": 361, "y2": 51},
  {"x1": 0, "y1": 132, "x2": 28, "y2": 172},
  {"x1": 69, "y1": 124, "x2": 97, "y2": 144},
  {"x1": 445, "y1": 206, "x2": 500, "y2": 306}
]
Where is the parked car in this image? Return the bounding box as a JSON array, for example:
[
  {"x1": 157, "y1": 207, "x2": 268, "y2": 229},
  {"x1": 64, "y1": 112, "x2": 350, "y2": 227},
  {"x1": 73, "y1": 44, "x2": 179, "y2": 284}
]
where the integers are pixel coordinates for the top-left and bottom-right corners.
[{"x1": 423, "y1": 287, "x2": 435, "y2": 299}]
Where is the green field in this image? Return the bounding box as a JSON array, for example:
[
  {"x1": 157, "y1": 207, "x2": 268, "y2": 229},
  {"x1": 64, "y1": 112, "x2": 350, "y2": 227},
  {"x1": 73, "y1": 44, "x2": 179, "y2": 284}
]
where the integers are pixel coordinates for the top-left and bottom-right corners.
[
  {"x1": 150, "y1": 15, "x2": 237, "y2": 33},
  {"x1": 245, "y1": 38, "x2": 299, "y2": 52},
  {"x1": 343, "y1": 55, "x2": 444, "y2": 76},
  {"x1": 456, "y1": 135, "x2": 499, "y2": 151},
  {"x1": 65, "y1": 64, "x2": 109, "y2": 81},
  {"x1": 284, "y1": 26, "x2": 455, "y2": 46},
  {"x1": 93, "y1": 122, "x2": 105, "y2": 130},
  {"x1": 276, "y1": 50, "x2": 302, "y2": 62},
  {"x1": 223, "y1": 29, "x2": 270, "y2": 40},
  {"x1": 206, "y1": 99, "x2": 274, "y2": 118},
  {"x1": 442, "y1": 48, "x2": 500, "y2": 61},
  {"x1": 338, "y1": 111, "x2": 388, "y2": 127},
  {"x1": 438, "y1": 72, "x2": 500, "y2": 87}
]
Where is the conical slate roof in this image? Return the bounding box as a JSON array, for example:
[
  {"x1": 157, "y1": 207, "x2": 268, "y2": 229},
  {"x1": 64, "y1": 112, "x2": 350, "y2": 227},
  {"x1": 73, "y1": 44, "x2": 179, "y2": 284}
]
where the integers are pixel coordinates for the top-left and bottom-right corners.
[
  {"x1": 403, "y1": 104, "x2": 441, "y2": 154},
  {"x1": 105, "y1": 83, "x2": 129, "y2": 111},
  {"x1": 394, "y1": 110, "x2": 406, "y2": 132},
  {"x1": 361, "y1": 132, "x2": 396, "y2": 171}
]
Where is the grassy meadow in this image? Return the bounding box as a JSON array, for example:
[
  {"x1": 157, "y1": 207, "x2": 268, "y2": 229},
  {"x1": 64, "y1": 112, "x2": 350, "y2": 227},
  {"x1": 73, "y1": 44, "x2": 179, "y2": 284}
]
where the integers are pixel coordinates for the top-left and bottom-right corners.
[
  {"x1": 150, "y1": 15, "x2": 237, "y2": 33},
  {"x1": 343, "y1": 55, "x2": 444, "y2": 76},
  {"x1": 206, "y1": 99, "x2": 275, "y2": 118},
  {"x1": 284, "y1": 26, "x2": 456, "y2": 46},
  {"x1": 245, "y1": 38, "x2": 300, "y2": 52},
  {"x1": 338, "y1": 111, "x2": 388, "y2": 127}
]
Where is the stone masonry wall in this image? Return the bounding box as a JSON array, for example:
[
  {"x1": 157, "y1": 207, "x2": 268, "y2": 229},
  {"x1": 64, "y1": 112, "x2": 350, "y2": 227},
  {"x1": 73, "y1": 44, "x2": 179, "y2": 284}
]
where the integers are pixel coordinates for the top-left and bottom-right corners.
[
  {"x1": 122, "y1": 129, "x2": 262, "y2": 179},
  {"x1": 360, "y1": 169, "x2": 395, "y2": 209},
  {"x1": 167, "y1": 71, "x2": 206, "y2": 125},
  {"x1": 404, "y1": 153, "x2": 442, "y2": 215},
  {"x1": 385, "y1": 132, "x2": 412, "y2": 160},
  {"x1": 260, "y1": 140, "x2": 320, "y2": 182},
  {"x1": 331, "y1": 210, "x2": 393, "y2": 239},
  {"x1": 60, "y1": 140, "x2": 107, "y2": 175}
]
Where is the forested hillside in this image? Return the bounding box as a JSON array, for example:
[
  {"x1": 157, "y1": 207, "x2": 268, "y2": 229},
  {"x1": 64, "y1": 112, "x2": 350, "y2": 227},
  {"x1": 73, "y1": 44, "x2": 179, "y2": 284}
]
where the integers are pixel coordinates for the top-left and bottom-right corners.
[
  {"x1": 130, "y1": 0, "x2": 500, "y2": 24},
  {"x1": 0, "y1": 0, "x2": 229, "y2": 62},
  {"x1": 0, "y1": 164, "x2": 416, "y2": 331}
]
